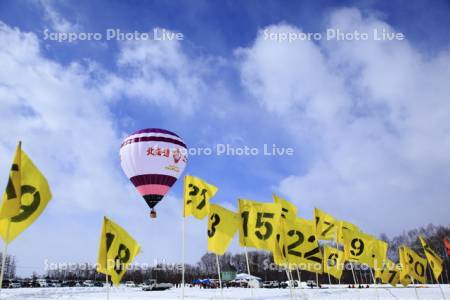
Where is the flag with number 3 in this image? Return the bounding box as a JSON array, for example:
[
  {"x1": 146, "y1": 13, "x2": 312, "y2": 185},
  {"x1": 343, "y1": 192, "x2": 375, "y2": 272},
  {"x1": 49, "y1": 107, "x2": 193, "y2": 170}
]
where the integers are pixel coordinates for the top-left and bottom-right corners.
[{"x1": 207, "y1": 204, "x2": 239, "y2": 255}]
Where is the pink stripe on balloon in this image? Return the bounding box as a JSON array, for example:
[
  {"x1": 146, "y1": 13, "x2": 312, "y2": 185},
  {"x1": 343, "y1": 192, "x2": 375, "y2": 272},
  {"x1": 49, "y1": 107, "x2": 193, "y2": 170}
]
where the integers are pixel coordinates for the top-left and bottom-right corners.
[{"x1": 137, "y1": 184, "x2": 170, "y2": 196}]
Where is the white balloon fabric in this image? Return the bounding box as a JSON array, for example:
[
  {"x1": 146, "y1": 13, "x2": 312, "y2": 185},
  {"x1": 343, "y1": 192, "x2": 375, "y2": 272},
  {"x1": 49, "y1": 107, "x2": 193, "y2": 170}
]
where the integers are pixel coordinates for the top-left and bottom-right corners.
[{"x1": 119, "y1": 128, "x2": 187, "y2": 210}]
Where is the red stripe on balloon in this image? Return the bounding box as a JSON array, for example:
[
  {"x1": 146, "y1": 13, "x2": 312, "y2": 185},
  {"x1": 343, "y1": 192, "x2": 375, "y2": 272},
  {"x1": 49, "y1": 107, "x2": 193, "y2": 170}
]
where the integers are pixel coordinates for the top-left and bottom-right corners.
[{"x1": 137, "y1": 184, "x2": 170, "y2": 196}]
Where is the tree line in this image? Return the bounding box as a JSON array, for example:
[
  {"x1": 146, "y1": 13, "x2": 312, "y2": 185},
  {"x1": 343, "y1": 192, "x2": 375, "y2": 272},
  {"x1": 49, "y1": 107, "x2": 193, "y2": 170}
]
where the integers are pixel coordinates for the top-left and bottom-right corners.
[{"x1": 5, "y1": 224, "x2": 449, "y2": 284}]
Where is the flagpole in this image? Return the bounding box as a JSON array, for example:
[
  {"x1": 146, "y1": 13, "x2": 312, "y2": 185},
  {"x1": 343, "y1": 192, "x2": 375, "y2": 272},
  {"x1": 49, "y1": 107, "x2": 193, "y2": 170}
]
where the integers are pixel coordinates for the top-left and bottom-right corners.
[
  {"x1": 289, "y1": 269, "x2": 297, "y2": 297},
  {"x1": 244, "y1": 247, "x2": 254, "y2": 300},
  {"x1": 296, "y1": 267, "x2": 302, "y2": 288},
  {"x1": 428, "y1": 265, "x2": 434, "y2": 284},
  {"x1": 411, "y1": 277, "x2": 419, "y2": 300},
  {"x1": 438, "y1": 273, "x2": 447, "y2": 300},
  {"x1": 105, "y1": 274, "x2": 110, "y2": 300},
  {"x1": 215, "y1": 254, "x2": 223, "y2": 300},
  {"x1": 284, "y1": 255, "x2": 295, "y2": 300},
  {"x1": 181, "y1": 215, "x2": 186, "y2": 299},
  {"x1": 285, "y1": 268, "x2": 294, "y2": 300},
  {"x1": 369, "y1": 267, "x2": 380, "y2": 300},
  {"x1": 0, "y1": 220, "x2": 11, "y2": 295},
  {"x1": 350, "y1": 263, "x2": 358, "y2": 286}
]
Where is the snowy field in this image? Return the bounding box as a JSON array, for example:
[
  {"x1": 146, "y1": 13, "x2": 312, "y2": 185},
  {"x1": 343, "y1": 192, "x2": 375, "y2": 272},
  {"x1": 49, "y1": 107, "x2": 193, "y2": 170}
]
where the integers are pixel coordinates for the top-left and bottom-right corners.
[{"x1": 1, "y1": 285, "x2": 449, "y2": 300}]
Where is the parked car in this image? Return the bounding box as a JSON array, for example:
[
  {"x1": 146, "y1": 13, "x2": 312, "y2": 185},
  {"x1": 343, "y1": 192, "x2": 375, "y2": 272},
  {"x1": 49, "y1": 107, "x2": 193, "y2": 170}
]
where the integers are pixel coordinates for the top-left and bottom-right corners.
[
  {"x1": 94, "y1": 281, "x2": 104, "y2": 287},
  {"x1": 9, "y1": 280, "x2": 22, "y2": 288},
  {"x1": 263, "y1": 281, "x2": 280, "y2": 288},
  {"x1": 125, "y1": 281, "x2": 136, "y2": 287},
  {"x1": 1, "y1": 280, "x2": 11, "y2": 288},
  {"x1": 142, "y1": 279, "x2": 172, "y2": 291},
  {"x1": 307, "y1": 280, "x2": 317, "y2": 288},
  {"x1": 61, "y1": 280, "x2": 76, "y2": 287},
  {"x1": 23, "y1": 279, "x2": 40, "y2": 288},
  {"x1": 83, "y1": 280, "x2": 95, "y2": 287},
  {"x1": 36, "y1": 279, "x2": 48, "y2": 287},
  {"x1": 49, "y1": 280, "x2": 62, "y2": 287}
]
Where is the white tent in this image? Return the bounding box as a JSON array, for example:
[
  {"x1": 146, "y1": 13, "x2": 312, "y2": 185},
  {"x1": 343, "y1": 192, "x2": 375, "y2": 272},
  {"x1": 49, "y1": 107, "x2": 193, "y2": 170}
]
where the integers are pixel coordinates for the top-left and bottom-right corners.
[{"x1": 235, "y1": 273, "x2": 262, "y2": 281}]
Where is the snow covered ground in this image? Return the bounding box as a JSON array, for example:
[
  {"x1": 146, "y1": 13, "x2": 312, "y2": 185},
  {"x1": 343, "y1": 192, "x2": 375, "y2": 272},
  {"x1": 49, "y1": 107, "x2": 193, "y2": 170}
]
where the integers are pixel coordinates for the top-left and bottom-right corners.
[{"x1": 0, "y1": 284, "x2": 449, "y2": 300}]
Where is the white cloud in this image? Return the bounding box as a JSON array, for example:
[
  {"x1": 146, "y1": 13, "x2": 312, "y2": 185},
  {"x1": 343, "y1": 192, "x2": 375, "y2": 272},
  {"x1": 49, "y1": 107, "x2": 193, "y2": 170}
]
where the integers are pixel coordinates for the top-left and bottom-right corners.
[
  {"x1": 38, "y1": 0, "x2": 80, "y2": 33},
  {"x1": 0, "y1": 22, "x2": 210, "y2": 276},
  {"x1": 112, "y1": 33, "x2": 208, "y2": 113},
  {"x1": 238, "y1": 8, "x2": 450, "y2": 235}
]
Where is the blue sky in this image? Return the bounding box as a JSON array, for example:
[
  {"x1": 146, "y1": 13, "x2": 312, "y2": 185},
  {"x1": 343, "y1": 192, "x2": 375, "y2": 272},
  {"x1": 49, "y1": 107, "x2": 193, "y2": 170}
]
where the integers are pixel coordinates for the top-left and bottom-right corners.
[{"x1": 0, "y1": 0, "x2": 449, "y2": 276}]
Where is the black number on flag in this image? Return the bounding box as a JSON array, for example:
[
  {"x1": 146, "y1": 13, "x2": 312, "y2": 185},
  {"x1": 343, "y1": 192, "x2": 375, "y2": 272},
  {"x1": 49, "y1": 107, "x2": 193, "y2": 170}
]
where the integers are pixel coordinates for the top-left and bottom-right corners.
[
  {"x1": 187, "y1": 184, "x2": 198, "y2": 205},
  {"x1": 241, "y1": 211, "x2": 249, "y2": 237},
  {"x1": 350, "y1": 238, "x2": 364, "y2": 256},
  {"x1": 255, "y1": 212, "x2": 274, "y2": 240},
  {"x1": 114, "y1": 244, "x2": 131, "y2": 274},
  {"x1": 414, "y1": 261, "x2": 425, "y2": 277},
  {"x1": 11, "y1": 185, "x2": 40, "y2": 223},
  {"x1": 5, "y1": 163, "x2": 19, "y2": 200},
  {"x1": 304, "y1": 235, "x2": 322, "y2": 263},
  {"x1": 208, "y1": 213, "x2": 221, "y2": 238},
  {"x1": 327, "y1": 253, "x2": 338, "y2": 267},
  {"x1": 388, "y1": 270, "x2": 397, "y2": 284},
  {"x1": 286, "y1": 230, "x2": 304, "y2": 257},
  {"x1": 106, "y1": 232, "x2": 115, "y2": 252},
  {"x1": 321, "y1": 221, "x2": 335, "y2": 237},
  {"x1": 187, "y1": 184, "x2": 207, "y2": 210}
]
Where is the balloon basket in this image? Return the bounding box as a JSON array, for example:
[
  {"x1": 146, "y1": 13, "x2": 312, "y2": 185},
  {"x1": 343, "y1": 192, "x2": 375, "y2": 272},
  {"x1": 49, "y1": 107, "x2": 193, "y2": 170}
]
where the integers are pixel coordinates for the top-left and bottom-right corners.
[{"x1": 150, "y1": 209, "x2": 157, "y2": 218}]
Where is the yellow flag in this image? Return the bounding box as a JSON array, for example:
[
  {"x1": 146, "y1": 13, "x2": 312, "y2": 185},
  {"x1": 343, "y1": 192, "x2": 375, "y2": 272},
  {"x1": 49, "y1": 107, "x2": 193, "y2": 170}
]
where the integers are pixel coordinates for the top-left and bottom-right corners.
[
  {"x1": 238, "y1": 199, "x2": 281, "y2": 252},
  {"x1": 380, "y1": 259, "x2": 400, "y2": 286},
  {"x1": 272, "y1": 196, "x2": 297, "y2": 267},
  {"x1": 277, "y1": 217, "x2": 322, "y2": 273},
  {"x1": 323, "y1": 246, "x2": 344, "y2": 279},
  {"x1": 207, "y1": 204, "x2": 239, "y2": 255},
  {"x1": 420, "y1": 237, "x2": 443, "y2": 281},
  {"x1": 343, "y1": 229, "x2": 376, "y2": 267},
  {"x1": 399, "y1": 246, "x2": 427, "y2": 284},
  {"x1": 400, "y1": 275, "x2": 412, "y2": 287},
  {"x1": 314, "y1": 208, "x2": 337, "y2": 241},
  {"x1": 372, "y1": 239, "x2": 388, "y2": 274},
  {"x1": 273, "y1": 194, "x2": 297, "y2": 221},
  {"x1": 273, "y1": 219, "x2": 288, "y2": 267},
  {"x1": 183, "y1": 175, "x2": 217, "y2": 220},
  {"x1": 0, "y1": 147, "x2": 52, "y2": 244},
  {"x1": 97, "y1": 217, "x2": 141, "y2": 286},
  {"x1": 0, "y1": 143, "x2": 22, "y2": 219},
  {"x1": 336, "y1": 220, "x2": 359, "y2": 245}
]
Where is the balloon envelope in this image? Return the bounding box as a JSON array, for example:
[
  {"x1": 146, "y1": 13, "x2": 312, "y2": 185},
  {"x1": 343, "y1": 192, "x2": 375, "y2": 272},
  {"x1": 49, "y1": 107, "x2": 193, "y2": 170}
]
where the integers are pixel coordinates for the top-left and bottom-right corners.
[{"x1": 120, "y1": 128, "x2": 187, "y2": 209}]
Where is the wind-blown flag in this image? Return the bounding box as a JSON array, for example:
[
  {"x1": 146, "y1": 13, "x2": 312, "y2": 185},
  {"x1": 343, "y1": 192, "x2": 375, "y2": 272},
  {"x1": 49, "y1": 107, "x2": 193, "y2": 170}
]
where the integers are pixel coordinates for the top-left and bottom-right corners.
[
  {"x1": 323, "y1": 246, "x2": 344, "y2": 279},
  {"x1": 399, "y1": 246, "x2": 427, "y2": 284},
  {"x1": 314, "y1": 208, "x2": 337, "y2": 241},
  {"x1": 342, "y1": 229, "x2": 376, "y2": 267},
  {"x1": 420, "y1": 237, "x2": 443, "y2": 280},
  {"x1": 183, "y1": 175, "x2": 217, "y2": 219},
  {"x1": 0, "y1": 142, "x2": 22, "y2": 219},
  {"x1": 207, "y1": 204, "x2": 239, "y2": 255},
  {"x1": 0, "y1": 144, "x2": 52, "y2": 244},
  {"x1": 97, "y1": 217, "x2": 140, "y2": 286},
  {"x1": 380, "y1": 259, "x2": 400, "y2": 287},
  {"x1": 273, "y1": 194, "x2": 297, "y2": 221},
  {"x1": 238, "y1": 199, "x2": 281, "y2": 251}
]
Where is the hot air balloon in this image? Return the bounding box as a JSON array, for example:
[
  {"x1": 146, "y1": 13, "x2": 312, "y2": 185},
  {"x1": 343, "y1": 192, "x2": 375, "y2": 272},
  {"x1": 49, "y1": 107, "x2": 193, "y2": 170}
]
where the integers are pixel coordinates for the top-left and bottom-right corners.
[{"x1": 120, "y1": 128, "x2": 187, "y2": 218}]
